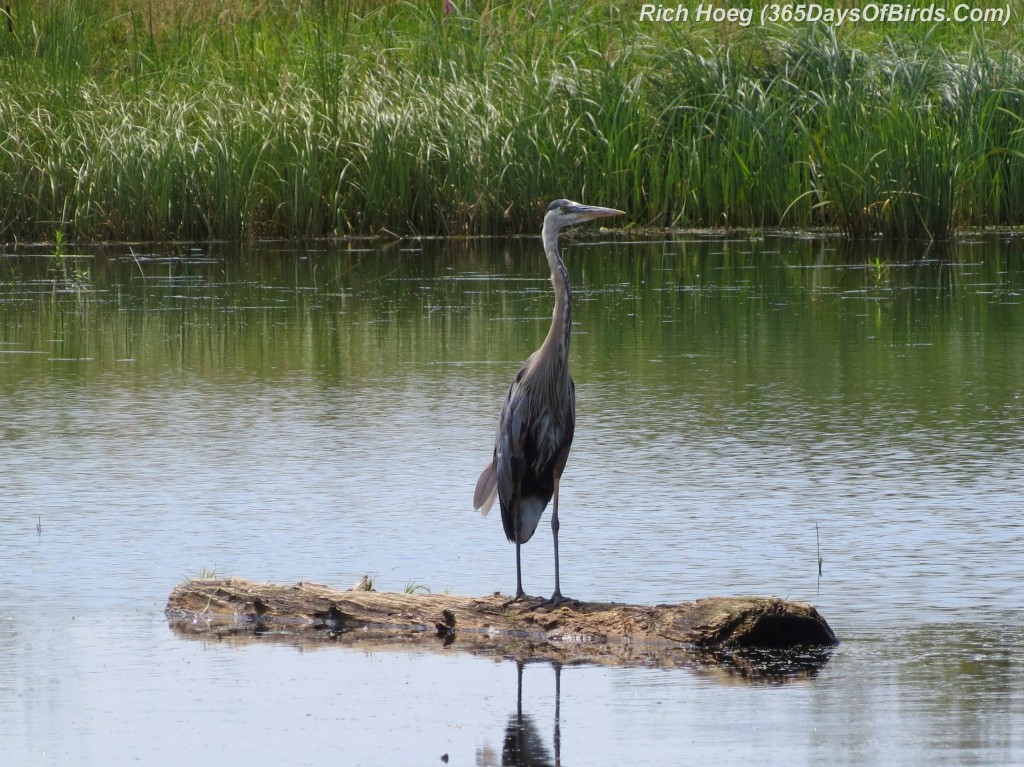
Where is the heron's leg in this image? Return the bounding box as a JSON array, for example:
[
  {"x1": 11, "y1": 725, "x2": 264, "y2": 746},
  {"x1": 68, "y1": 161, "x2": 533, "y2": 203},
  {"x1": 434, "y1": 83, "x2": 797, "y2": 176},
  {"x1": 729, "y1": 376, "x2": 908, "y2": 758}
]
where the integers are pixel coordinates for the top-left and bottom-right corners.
[
  {"x1": 553, "y1": 662, "x2": 562, "y2": 766},
  {"x1": 548, "y1": 476, "x2": 564, "y2": 605},
  {"x1": 514, "y1": 539, "x2": 526, "y2": 600}
]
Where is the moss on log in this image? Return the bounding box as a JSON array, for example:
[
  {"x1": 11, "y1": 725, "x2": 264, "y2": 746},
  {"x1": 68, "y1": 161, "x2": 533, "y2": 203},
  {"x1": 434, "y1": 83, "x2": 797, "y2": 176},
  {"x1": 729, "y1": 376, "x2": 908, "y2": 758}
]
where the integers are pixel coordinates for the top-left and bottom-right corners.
[{"x1": 166, "y1": 578, "x2": 836, "y2": 668}]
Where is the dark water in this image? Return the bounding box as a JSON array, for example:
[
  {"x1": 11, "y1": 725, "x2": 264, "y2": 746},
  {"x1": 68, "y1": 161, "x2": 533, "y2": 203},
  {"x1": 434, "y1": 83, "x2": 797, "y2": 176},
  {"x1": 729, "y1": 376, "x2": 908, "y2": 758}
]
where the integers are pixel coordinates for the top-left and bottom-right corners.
[{"x1": 2, "y1": 234, "x2": 1023, "y2": 765}]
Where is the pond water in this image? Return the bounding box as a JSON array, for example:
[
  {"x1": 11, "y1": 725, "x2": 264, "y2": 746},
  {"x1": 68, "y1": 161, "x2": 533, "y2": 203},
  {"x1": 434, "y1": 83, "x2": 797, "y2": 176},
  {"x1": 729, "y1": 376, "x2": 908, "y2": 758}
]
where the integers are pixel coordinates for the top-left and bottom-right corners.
[{"x1": 1, "y1": 233, "x2": 1023, "y2": 766}]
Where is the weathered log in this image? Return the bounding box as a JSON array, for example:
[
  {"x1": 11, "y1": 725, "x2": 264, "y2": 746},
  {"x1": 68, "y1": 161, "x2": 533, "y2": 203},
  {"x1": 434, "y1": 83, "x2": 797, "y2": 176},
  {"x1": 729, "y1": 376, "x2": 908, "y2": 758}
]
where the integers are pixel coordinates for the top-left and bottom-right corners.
[{"x1": 166, "y1": 578, "x2": 836, "y2": 670}]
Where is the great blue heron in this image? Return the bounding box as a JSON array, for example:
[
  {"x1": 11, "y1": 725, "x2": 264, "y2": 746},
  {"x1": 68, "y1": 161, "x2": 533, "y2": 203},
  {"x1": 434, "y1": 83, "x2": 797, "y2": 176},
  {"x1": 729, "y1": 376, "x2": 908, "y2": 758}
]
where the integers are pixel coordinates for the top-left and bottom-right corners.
[{"x1": 474, "y1": 199, "x2": 625, "y2": 604}]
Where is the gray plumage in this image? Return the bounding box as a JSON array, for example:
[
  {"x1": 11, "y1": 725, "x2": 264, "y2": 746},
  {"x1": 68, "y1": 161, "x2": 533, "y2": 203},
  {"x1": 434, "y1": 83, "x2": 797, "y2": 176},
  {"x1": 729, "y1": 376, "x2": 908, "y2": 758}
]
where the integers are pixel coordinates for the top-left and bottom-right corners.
[{"x1": 474, "y1": 199, "x2": 624, "y2": 603}]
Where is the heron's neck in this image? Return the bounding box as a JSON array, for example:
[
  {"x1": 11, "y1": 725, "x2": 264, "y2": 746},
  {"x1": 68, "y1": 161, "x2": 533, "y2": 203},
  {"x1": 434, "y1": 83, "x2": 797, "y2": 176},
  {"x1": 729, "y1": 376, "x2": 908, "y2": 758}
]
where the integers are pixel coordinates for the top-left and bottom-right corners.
[{"x1": 541, "y1": 222, "x2": 572, "y2": 359}]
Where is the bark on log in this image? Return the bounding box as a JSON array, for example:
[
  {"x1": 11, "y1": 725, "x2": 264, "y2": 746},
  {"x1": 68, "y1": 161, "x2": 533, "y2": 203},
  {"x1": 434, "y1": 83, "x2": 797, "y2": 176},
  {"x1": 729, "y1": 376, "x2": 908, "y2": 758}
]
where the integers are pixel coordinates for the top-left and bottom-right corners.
[{"x1": 166, "y1": 578, "x2": 836, "y2": 669}]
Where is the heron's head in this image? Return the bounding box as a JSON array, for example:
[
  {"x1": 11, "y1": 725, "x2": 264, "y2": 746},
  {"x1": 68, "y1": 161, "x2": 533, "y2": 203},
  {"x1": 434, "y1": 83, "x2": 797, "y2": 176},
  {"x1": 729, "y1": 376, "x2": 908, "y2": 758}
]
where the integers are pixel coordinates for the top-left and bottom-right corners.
[{"x1": 543, "y1": 199, "x2": 625, "y2": 232}]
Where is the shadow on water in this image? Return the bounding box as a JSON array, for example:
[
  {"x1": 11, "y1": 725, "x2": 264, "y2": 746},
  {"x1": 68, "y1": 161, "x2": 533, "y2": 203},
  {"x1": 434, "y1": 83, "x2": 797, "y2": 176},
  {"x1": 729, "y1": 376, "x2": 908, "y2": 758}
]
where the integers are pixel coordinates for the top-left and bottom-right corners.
[
  {"x1": 694, "y1": 646, "x2": 836, "y2": 685},
  {"x1": 488, "y1": 649, "x2": 836, "y2": 766},
  {"x1": 168, "y1": 611, "x2": 835, "y2": 684}
]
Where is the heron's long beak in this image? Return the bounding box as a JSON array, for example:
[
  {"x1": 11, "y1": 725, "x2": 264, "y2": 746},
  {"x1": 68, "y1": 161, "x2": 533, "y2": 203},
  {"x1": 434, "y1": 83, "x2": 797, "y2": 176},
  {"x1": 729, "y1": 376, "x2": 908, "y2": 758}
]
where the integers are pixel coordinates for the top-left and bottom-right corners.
[{"x1": 568, "y1": 203, "x2": 626, "y2": 220}]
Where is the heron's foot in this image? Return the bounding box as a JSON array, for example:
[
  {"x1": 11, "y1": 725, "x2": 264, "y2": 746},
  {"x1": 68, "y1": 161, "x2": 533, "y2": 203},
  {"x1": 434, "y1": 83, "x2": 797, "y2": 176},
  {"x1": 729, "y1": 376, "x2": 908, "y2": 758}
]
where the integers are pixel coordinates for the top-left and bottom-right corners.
[
  {"x1": 504, "y1": 592, "x2": 526, "y2": 607},
  {"x1": 501, "y1": 591, "x2": 541, "y2": 609},
  {"x1": 531, "y1": 591, "x2": 572, "y2": 611}
]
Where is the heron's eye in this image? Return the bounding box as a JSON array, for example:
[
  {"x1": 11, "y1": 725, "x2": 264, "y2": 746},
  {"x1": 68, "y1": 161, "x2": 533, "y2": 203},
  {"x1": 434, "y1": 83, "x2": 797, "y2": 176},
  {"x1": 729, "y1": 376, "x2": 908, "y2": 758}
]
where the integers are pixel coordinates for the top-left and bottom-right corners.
[{"x1": 560, "y1": 205, "x2": 569, "y2": 213}]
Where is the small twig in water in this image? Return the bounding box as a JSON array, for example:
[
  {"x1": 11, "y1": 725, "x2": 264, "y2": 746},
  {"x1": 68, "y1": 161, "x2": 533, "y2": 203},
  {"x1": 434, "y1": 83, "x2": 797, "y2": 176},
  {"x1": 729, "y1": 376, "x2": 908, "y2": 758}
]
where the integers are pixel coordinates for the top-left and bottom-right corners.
[{"x1": 816, "y1": 522, "x2": 823, "y2": 576}]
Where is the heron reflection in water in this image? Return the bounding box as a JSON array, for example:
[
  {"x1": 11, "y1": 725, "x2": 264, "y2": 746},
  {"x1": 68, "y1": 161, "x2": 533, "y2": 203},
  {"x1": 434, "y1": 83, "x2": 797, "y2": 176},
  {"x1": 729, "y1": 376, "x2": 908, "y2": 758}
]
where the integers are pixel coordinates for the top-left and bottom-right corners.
[
  {"x1": 474, "y1": 200, "x2": 624, "y2": 604},
  {"x1": 473, "y1": 660, "x2": 561, "y2": 767}
]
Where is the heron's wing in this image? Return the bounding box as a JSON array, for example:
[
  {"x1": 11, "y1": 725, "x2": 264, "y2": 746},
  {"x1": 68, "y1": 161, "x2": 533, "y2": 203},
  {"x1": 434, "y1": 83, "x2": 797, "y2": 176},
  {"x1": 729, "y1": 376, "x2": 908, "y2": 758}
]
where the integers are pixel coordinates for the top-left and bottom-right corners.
[
  {"x1": 495, "y1": 375, "x2": 533, "y2": 540},
  {"x1": 554, "y1": 375, "x2": 576, "y2": 474},
  {"x1": 473, "y1": 461, "x2": 498, "y2": 517},
  {"x1": 475, "y1": 375, "x2": 524, "y2": 519}
]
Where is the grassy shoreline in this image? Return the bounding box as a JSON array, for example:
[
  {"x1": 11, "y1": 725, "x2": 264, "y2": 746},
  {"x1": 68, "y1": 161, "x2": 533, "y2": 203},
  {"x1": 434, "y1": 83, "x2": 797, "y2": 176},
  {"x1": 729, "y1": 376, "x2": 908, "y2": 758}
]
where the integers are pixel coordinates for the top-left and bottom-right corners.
[{"x1": 1, "y1": 1, "x2": 1022, "y2": 243}]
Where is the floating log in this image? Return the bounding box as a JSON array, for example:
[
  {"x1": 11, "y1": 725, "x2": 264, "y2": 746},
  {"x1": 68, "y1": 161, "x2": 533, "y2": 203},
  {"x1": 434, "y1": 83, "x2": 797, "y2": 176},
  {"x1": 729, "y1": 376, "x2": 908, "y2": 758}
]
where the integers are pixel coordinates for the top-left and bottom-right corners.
[{"x1": 166, "y1": 578, "x2": 836, "y2": 669}]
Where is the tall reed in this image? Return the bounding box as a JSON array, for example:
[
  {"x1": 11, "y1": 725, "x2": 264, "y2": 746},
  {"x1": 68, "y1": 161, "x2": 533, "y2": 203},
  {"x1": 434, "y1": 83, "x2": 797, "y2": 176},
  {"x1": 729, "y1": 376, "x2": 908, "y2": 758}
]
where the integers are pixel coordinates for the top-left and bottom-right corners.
[{"x1": 0, "y1": 1, "x2": 1021, "y2": 242}]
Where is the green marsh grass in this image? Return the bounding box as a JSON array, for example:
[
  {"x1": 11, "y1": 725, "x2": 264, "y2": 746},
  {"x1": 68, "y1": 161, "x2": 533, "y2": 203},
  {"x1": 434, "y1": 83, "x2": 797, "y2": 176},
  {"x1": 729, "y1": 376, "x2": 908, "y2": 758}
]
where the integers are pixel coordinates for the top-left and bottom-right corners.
[
  {"x1": 188, "y1": 566, "x2": 218, "y2": 581},
  {"x1": 0, "y1": 2, "x2": 1022, "y2": 242}
]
